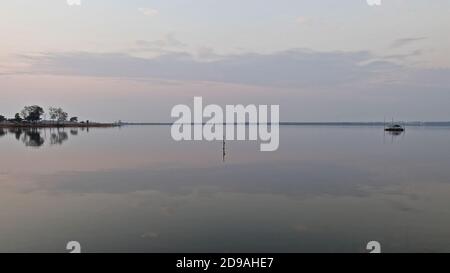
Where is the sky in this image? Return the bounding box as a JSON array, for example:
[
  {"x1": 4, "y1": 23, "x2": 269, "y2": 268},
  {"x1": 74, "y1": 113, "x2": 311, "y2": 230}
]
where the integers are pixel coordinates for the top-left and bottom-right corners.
[{"x1": 0, "y1": 0, "x2": 449, "y2": 122}]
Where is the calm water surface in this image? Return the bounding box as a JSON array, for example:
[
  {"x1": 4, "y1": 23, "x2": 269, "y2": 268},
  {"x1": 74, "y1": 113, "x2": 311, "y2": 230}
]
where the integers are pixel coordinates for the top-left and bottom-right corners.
[{"x1": 1, "y1": 125, "x2": 450, "y2": 252}]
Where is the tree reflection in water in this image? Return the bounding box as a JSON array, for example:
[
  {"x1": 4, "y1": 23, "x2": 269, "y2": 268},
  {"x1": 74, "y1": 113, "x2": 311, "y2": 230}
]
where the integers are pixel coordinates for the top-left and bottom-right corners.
[
  {"x1": 22, "y1": 129, "x2": 45, "y2": 147},
  {"x1": 50, "y1": 131, "x2": 69, "y2": 145},
  {"x1": 2, "y1": 128, "x2": 80, "y2": 148},
  {"x1": 10, "y1": 128, "x2": 23, "y2": 140},
  {"x1": 0, "y1": 128, "x2": 6, "y2": 138}
]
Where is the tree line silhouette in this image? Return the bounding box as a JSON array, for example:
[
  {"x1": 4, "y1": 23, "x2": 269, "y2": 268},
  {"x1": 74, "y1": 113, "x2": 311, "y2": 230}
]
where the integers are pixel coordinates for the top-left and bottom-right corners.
[{"x1": 0, "y1": 105, "x2": 78, "y2": 124}]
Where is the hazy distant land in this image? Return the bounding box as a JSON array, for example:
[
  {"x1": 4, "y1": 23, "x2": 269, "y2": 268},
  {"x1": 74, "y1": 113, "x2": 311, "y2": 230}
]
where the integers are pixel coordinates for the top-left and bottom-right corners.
[{"x1": 119, "y1": 121, "x2": 450, "y2": 126}]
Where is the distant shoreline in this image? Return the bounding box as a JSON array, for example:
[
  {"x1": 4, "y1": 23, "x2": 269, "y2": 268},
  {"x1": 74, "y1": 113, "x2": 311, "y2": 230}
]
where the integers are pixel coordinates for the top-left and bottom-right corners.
[
  {"x1": 3, "y1": 121, "x2": 450, "y2": 128},
  {"x1": 120, "y1": 122, "x2": 450, "y2": 127},
  {"x1": 0, "y1": 122, "x2": 119, "y2": 128}
]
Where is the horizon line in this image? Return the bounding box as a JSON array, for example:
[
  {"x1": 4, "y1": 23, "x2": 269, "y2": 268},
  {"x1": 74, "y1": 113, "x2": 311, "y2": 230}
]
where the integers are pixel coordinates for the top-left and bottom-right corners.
[{"x1": 119, "y1": 121, "x2": 450, "y2": 125}]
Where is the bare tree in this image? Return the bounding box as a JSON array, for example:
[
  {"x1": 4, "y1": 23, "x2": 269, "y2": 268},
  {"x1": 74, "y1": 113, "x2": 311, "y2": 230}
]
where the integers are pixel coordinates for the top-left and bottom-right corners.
[{"x1": 49, "y1": 107, "x2": 69, "y2": 122}]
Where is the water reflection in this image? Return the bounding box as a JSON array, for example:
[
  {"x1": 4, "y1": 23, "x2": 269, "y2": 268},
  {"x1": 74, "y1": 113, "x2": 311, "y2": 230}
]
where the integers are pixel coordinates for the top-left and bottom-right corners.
[
  {"x1": 1, "y1": 128, "x2": 79, "y2": 148},
  {"x1": 22, "y1": 129, "x2": 45, "y2": 147},
  {"x1": 50, "y1": 131, "x2": 69, "y2": 145},
  {"x1": 1, "y1": 126, "x2": 450, "y2": 252},
  {"x1": 383, "y1": 129, "x2": 406, "y2": 144}
]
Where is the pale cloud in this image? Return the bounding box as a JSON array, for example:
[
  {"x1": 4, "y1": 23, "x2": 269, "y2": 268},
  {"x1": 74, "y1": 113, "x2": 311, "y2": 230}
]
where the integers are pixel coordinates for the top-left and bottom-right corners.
[
  {"x1": 6, "y1": 47, "x2": 450, "y2": 121},
  {"x1": 390, "y1": 37, "x2": 427, "y2": 49},
  {"x1": 138, "y1": 8, "x2": 159, "y2": 17},
  {"x1": 295, "y1": 16, "x2": 309, "y2": 25},
  {"x1": 136, "y1": 34, "x2": 186, "y2": 50},
  {"x1": 18, "y1": 49, "x2": 401, "y2": 88},
  {"x1": 196, "y1": 47, "x2": 221, "y2": 61},
  {"x1": 383, "y1": 49, "x2": 422, "y2": 62}
]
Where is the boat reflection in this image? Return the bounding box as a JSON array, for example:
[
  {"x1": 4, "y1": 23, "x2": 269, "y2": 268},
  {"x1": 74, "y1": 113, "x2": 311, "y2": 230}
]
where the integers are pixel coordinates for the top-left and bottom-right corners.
[
  {"x1": 387, "y1": 130, "x2": 404, "y2": 136},
  {"x1": 383, "y1": 128, "x2": 406, "y2": 144}
]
